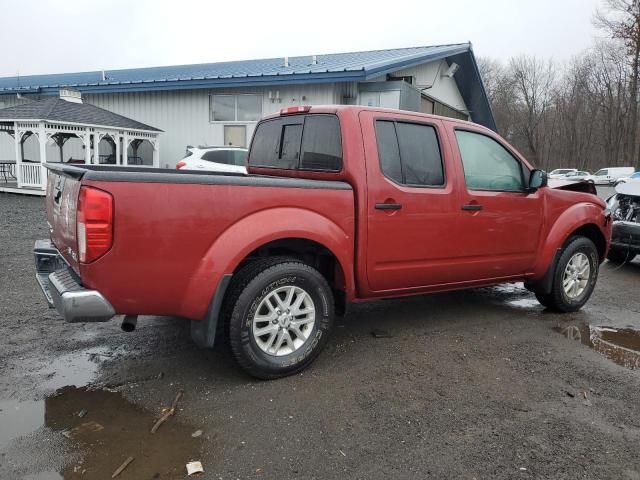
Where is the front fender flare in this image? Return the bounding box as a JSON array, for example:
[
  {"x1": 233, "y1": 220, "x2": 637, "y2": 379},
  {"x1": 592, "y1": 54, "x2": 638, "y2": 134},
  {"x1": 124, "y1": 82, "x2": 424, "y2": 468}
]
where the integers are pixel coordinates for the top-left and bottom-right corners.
[{"x1": 532, "y1": 202, "x2": 606, "y2": 279}]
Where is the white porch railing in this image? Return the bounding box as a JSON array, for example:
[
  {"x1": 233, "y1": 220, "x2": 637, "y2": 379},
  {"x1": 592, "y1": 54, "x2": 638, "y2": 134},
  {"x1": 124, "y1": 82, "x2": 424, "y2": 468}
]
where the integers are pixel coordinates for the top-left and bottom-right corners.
[{"x1": 20, "y1": 163, "x2": 45, "y2": 189}]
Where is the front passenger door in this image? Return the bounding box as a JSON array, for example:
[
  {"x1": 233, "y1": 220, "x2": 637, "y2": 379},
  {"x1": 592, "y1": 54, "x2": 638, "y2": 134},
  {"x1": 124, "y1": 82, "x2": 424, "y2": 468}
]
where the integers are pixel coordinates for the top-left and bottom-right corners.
[{"x1": 453, "y1": 129, "x2": 543, "y2": 279}]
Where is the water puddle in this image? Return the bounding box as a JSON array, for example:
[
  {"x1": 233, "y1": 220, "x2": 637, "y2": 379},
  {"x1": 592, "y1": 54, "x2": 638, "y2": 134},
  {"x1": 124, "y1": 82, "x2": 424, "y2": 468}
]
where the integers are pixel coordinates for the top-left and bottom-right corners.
[
  {"x1": 555, "y1": 323, "x2": 640, "y2": 369},
  {"x1": 3, "y1": 387, "x2": 203, "y2": 479},
  {"x1": 508, "y1": 298, "x2": 540, "y2": 309},
  {"x1": 0, "y1": 399, "x2": 44, "y2": 451},
  {"x1": 47, "y1": 386, "x2": 203, "y2": 479},
  {"x1": 36, "y1": 347, "x2": 113, "y2": 391}
]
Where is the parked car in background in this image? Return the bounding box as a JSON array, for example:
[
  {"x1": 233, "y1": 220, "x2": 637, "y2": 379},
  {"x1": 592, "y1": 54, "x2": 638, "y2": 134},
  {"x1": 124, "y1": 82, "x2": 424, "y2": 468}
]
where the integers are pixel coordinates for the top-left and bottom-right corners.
[
  {"x1": 606, "y1": 181, "x2": 640, "y2": 264},
  {"x1": 35, "y1": 105, "x2": 611, "y2": 379},
  {"x1": 585, "y1": 167, "x2": 635, "y2": 185},
  {"x1": 614, "y1": 171, "x2": 640, "y2": 186},
  {"x1": 562, "y1": 171, "x2": 591, "y2": 181},
  {"x1": 176, "y1": 146, "x2": 248, "y2": 173},
  {"x1": 549, "y1": 168, "x2": 578, "y2": 179}
]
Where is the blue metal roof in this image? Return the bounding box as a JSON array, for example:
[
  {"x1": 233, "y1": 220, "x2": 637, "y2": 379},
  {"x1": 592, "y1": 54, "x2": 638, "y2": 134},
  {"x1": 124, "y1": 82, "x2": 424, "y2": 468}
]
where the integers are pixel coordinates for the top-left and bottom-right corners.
[{"x1": 0, "y1": 44, "x2": 496, "y2": 130}]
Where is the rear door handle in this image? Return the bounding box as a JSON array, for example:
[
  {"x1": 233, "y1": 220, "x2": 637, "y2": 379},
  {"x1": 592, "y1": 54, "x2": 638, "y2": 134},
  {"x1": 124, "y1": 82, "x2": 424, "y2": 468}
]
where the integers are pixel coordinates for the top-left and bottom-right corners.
[
  {"x1": 461, "y1": 204, "x2": 483, "y2": 211},
  {"x1": 375, "y1": 203, "x2": 402, "y2": 210}
]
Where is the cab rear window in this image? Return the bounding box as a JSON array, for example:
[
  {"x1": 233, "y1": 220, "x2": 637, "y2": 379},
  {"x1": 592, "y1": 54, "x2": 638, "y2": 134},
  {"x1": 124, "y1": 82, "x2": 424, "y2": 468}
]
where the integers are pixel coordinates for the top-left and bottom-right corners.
[{"x1": 249, "y1": 114, "x2": 342, "y2": 172}]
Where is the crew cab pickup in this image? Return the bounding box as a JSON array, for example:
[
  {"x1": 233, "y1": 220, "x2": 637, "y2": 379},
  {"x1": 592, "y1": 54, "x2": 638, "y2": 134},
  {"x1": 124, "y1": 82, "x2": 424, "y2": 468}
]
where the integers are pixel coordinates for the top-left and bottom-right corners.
[{"x1": 35, "y1": 105, "x2": 612, "y2": 379}]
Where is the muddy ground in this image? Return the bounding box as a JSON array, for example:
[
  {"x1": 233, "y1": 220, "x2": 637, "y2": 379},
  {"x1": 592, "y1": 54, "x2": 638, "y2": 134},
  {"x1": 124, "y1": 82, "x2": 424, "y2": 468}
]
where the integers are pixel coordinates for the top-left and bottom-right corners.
[{"x1": 1, "y1": 190, "x2": 639, "y2": 480}]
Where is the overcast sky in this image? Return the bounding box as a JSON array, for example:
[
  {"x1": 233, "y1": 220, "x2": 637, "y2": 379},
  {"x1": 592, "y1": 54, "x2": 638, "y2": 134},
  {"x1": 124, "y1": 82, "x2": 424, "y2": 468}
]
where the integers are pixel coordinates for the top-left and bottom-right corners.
[{"x1": 0, "y1": 0, "x2": 605, "y2": 78}]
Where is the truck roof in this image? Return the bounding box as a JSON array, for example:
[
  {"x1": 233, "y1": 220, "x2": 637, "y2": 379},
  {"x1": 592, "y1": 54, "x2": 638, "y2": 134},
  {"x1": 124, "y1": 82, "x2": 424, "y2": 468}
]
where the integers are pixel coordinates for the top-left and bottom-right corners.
[{"x1": 263, "y1": 104, "x2": 489, "y2": 132}]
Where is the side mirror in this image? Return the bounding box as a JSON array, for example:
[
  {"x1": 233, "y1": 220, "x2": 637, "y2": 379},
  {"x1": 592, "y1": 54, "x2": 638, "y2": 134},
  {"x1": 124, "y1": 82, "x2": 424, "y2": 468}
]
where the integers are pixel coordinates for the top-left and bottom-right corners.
[{"x1": 528, "y1": 169, "x2": 548, "y2": 192}]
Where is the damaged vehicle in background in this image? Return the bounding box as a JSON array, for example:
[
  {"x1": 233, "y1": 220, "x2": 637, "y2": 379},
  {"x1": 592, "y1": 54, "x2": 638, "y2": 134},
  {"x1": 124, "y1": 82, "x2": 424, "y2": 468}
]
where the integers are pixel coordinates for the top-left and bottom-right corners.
[{"x1": 607, "y1": 182, "x2": 640, "y2": 264}]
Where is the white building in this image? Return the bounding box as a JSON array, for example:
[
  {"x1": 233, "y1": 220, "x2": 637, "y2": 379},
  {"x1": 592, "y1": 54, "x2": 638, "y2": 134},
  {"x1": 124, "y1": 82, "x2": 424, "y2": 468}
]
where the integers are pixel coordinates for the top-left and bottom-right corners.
[{"x1": 0, "y1": 43, "x2": 495, "y2": 169}]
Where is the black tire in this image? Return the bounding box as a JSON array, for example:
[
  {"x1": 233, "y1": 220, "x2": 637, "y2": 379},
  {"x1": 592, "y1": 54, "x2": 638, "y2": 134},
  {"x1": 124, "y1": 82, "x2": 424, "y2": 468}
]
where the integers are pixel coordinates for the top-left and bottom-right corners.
[
  {"x1": 225, "y1": 259, "x2": 334, "y2": 379},
  {"x1": 607, "y1": 248, "x2": 636, "y2": 264},
  {"x1": 536, "y1": 236, "x2": 599, "y2": 313}
]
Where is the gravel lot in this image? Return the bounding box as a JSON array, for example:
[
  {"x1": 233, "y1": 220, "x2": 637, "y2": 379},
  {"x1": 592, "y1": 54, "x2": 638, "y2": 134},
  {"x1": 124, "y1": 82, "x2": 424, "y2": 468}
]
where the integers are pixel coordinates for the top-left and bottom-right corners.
[{"x1": 1, "y1": 190, "x2": 640, "y2": 480}]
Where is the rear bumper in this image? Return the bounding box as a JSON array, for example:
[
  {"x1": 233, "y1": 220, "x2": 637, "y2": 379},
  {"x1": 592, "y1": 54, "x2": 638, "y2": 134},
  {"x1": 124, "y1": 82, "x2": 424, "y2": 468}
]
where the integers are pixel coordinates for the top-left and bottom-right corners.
[{"x1": 34, "y1": 239, "x2": 115, "y2": 322}]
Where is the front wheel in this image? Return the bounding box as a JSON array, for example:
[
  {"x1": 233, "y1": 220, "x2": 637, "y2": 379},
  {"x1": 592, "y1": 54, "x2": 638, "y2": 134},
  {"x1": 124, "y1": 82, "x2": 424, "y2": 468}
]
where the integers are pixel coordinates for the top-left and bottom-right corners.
[
  {"x1": 536, "y1": 236, "x2": 599, "y2": 312},
  {"x1": 225, "y1": 259, "x2": 334, "y2": 379}
]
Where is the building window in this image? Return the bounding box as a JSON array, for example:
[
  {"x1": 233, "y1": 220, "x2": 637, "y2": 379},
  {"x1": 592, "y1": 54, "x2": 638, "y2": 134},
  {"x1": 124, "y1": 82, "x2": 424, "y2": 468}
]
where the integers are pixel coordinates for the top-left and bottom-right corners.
[{"x1": 210, "y1": 94, "x2": 262, "y2": 122}]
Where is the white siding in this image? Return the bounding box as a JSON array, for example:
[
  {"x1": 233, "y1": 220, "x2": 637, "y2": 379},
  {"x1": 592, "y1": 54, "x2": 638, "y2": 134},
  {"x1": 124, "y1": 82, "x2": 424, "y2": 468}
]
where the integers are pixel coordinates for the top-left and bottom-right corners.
[{"x1": 391, "y1": 60, "x2": 467, "y2": 112}]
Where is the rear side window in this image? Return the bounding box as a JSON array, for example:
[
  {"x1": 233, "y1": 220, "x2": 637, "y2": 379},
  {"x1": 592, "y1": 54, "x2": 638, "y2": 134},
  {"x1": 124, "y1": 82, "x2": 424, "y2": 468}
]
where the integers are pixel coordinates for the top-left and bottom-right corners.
[
  {"x1": 232, "y1": 150, "x2": 248, "y2": 166},
  {"x1": 249, "y1": 114, "x2": 342, "y2": 171},
  {"x1": 202, "y1": 150, "x2": 233, "y2": 164},
  {"x1": 375, "y1": 120, "x2": 444, "y2": 186},
  {"x1": 300, "y1": 116, "x2": 342, "y2": 171}
]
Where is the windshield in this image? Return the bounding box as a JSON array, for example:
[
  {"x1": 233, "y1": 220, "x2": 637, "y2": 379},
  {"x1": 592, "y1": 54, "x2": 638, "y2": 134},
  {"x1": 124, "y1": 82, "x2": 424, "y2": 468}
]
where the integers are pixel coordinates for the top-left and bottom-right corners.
[{"x1": 551, "y1": 169, "x2": 573, "y2": 175}]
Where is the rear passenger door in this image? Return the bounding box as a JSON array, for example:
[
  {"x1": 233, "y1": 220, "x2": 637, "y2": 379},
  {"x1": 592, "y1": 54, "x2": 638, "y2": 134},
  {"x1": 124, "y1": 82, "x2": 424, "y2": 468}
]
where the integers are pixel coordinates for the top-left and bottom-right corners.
[{"x1": 361, "y1": 111, "x2": 463, "y2": 292}]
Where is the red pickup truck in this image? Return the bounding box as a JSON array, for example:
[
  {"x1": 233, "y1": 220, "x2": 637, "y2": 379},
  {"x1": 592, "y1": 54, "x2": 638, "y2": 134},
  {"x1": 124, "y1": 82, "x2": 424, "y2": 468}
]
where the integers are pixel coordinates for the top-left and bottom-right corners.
[{"x1": 35, "y1": 105, "x2": 612, "y2": 379}]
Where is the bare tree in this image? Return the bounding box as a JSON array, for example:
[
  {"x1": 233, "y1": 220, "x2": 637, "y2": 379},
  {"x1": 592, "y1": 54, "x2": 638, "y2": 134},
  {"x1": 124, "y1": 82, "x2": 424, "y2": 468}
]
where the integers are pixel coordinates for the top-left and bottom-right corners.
[
  {"x1": 595, "y1": 0, "x2": 640, "y2": 167},
  {"x1": 508, "y1": 56, "x2": 556, "y2": 166}
]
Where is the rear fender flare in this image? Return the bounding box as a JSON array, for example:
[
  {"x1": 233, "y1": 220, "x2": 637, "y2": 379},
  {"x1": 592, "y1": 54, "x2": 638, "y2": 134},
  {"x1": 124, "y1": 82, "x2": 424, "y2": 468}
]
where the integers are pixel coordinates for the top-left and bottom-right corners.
[{"x1": 181, "y1": 207, "x2": 354, "y2": 319}]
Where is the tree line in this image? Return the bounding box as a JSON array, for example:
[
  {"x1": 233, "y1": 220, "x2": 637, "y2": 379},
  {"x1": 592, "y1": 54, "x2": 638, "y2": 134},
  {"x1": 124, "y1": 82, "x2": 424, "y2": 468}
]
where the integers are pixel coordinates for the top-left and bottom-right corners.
[{"x1": 478, "y1": 0, "x2": 640, "y2": 172}]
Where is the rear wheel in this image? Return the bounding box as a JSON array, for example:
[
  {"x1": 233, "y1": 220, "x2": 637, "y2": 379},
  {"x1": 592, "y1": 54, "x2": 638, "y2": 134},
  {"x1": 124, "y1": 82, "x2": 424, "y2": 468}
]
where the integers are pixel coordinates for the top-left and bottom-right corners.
[
  {"x1": 535, "y1": 236, "x2": 599, "y2": 312},
  {"x1": 225, "y1": 259, "x2": 334, "y2": 379}
]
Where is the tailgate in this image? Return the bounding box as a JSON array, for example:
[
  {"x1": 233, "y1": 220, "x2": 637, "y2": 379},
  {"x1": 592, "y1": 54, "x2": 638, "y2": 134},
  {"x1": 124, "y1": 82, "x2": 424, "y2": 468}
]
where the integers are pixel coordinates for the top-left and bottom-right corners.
[{"x1": 46, "y1": 167, "x2": 82, "y2": 273}]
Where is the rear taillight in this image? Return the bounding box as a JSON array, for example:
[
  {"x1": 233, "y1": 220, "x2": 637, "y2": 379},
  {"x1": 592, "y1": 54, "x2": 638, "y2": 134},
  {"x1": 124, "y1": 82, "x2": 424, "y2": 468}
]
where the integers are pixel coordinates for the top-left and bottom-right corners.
[
  {"x1": 280, "y1": 105, "x2": 311, "y2": 115},
  {"x1": 77, "y1": 186, "x2": 113, "y2": 263},
  {"x1": 176, "y1": 160, "x2": 187, "y2": 169}
]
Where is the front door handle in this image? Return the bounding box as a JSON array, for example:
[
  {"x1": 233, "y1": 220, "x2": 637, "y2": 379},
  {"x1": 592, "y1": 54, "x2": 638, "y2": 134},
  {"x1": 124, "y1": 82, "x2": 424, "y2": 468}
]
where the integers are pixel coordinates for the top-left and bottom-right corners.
[
  {"x1": 375, "y1": 203, "x2": 402, "y2": 210},
  {"x1": 461, "y1": 204, "x2": 483, "y2": 211}
]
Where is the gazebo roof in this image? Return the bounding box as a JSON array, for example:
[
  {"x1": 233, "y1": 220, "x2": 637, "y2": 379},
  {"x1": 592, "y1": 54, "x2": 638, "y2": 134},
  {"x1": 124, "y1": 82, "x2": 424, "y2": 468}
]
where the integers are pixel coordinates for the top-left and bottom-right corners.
[{"x1": 0, "y1": 97, "x2": 161, "y2": 132}]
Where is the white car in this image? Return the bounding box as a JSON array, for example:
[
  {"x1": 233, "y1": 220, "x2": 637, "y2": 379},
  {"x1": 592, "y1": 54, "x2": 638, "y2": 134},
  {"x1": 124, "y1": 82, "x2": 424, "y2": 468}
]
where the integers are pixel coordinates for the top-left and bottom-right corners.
[
  {"x1": 614, "y1": 171, "x2": 640, "y2": 186},
  {"x1": 562, "y1": 170, "x2": 591, "y2": 181},
  {"x1": 585, "y1": 167, "x2": 635, "y2": 185},
  {"x1": 176, "y1": 146, "x2": 248, "y2": 173},
  {"x1": 549, "y1": 168, "x2": 578, "y2": 179}
]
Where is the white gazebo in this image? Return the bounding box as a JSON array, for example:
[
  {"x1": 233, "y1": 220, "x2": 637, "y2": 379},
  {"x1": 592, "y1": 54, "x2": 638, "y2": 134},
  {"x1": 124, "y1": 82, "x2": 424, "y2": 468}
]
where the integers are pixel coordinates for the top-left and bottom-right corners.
[{"x1": 0, "y1": 89, "x2": 161, "y2": 194}]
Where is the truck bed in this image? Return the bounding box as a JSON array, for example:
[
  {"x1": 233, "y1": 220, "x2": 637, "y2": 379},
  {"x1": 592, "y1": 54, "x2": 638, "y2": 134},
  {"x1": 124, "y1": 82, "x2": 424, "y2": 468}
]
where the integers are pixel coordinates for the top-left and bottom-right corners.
[{"x1": 45, "y1": 163, "x2": 354, "y2": 320}]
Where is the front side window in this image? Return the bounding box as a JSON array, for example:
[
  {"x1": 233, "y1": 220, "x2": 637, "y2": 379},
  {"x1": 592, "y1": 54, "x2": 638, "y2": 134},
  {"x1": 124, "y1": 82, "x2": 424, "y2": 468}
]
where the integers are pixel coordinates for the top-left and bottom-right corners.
[
  {"x1": 249, "y1": 114, "x2": 342, "y2": 172},
  {"x1": 375, "y1": 120, "x2": 444, "y2": 187},
  {"x1": 594, "y1": 169, "x2": 608, "y2": 176},
  {"x1": 211, "y1": 94, "x2": 262, "y2": 122},
  {"x1": 455, "y1": 130, "x2": 524, "y2": 192}
]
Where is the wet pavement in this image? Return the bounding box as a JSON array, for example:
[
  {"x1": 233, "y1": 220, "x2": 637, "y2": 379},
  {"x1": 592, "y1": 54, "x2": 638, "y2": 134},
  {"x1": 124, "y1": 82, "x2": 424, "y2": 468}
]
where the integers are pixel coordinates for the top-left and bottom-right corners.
[{"x1": 1, "y1": 191, "x2": 640, "y2": 479}]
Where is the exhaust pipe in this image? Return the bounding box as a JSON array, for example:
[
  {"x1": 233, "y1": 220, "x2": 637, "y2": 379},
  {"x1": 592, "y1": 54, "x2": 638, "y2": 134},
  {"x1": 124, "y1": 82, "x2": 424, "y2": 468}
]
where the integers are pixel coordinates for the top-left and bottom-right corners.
[{"x1": 121, "y1": 315, "x2": 138, "y2": 332}]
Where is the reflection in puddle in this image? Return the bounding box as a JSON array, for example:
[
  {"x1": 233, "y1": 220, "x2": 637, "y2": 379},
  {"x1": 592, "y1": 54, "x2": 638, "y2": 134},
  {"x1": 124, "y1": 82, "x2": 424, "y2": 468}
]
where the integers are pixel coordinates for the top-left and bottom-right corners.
[
  {"x1": 46, "y1": 386, "x2": 203, "y2": 479},
  {"x1": 0, "y1": 398, "x2": 44, "y2": 450},
  {"x1": 508, "y1": 298, "x2": 540, "y2": 309},
  {"x1": 556, "y1": 323, "x2": 640, "y2": 369},
  {"x1": 3, "y1": 387, "x2": 203, "y2": 479},
  {"x1": 37, "y1": 347, "x2": 112, "y2": 391}
]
